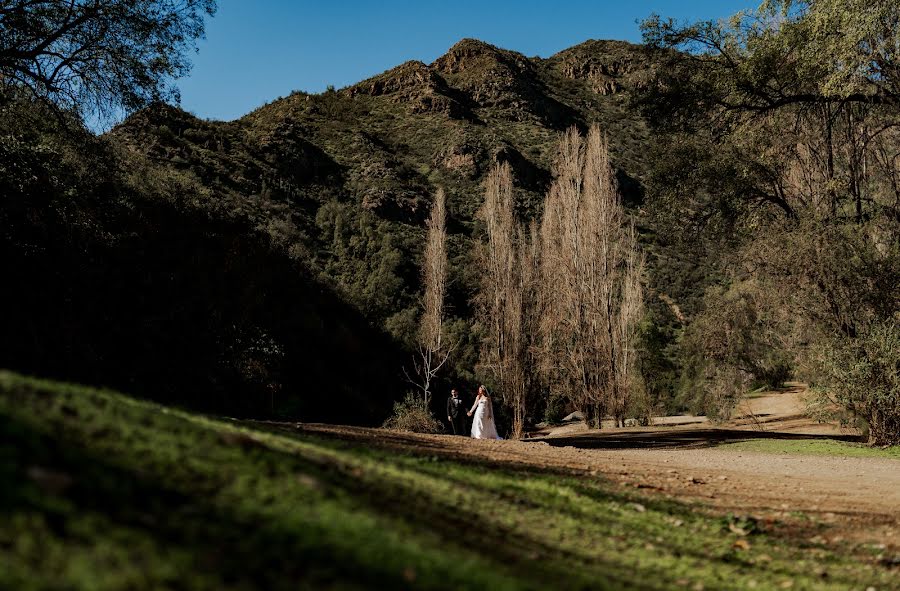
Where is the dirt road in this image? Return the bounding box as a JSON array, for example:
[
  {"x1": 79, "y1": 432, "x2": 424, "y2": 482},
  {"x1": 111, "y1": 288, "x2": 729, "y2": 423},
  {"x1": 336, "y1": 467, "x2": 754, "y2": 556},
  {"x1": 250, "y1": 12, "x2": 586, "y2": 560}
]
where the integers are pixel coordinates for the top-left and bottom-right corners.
[{"x1": 275, "y1": 386, "x2": 899, "y2": 551}]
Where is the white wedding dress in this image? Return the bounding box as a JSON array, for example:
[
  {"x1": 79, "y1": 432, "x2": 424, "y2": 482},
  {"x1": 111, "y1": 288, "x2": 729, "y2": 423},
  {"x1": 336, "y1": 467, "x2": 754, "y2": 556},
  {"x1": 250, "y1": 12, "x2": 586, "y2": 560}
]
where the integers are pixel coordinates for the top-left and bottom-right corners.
[{"x1": 470, "y1": 396, "x2": 500, "y2": 439}]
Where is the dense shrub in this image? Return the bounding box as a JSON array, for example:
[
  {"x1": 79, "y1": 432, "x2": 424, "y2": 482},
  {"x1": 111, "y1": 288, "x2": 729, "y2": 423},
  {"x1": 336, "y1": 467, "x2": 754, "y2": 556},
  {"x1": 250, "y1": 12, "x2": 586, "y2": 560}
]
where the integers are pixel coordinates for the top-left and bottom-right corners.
[
  {"x1": 811, "y1": 322, "x2": 900, "y2": 446},
  {"x1": 542, "y1": 390, "x2": 570, "y2": 425},
  {"x1": 0, "y1": 99, "x2": 406, "y2": 425},
  {"x1": 677, "y1": 285, "x2": 792, "y2": 419}
]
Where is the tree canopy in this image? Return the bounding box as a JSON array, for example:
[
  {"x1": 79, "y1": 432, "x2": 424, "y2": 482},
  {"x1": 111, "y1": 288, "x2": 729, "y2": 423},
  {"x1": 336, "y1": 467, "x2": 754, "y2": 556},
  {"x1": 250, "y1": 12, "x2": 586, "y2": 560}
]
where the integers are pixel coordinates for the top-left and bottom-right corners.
[
  {"x1": 0, "y1": 0, "x2": 216, "y2": 120},
  {"x1": 639, "y1": 0, "x2": 900, "y2": 125},
  {"x1": 638, "y1": 0, "x2": 900, "y2": 445}
]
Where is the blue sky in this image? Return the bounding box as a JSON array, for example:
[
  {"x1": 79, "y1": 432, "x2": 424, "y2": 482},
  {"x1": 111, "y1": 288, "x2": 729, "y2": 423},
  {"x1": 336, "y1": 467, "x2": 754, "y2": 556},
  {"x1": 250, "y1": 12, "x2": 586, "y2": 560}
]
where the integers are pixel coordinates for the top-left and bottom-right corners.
[{"x1": 175, "y1": 0, "x2": 759, "y2": 122}]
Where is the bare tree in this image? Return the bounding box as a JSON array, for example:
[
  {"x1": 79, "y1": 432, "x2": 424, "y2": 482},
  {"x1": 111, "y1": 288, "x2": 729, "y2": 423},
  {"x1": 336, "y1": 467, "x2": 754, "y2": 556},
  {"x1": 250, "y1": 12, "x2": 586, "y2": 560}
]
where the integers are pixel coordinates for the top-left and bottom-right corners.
[
  {"x1": 611, "y1": 223, "x2": 645, "y2": 425},
  {"x1": 406, "y1": 188, "x2": 451, "y2": 408},
  {"x1": 539, "y1": 125, "x2": 644, "y2": 428},
  {"x1": 477, "y1": 162, "x2": 540, "y2": 439}
]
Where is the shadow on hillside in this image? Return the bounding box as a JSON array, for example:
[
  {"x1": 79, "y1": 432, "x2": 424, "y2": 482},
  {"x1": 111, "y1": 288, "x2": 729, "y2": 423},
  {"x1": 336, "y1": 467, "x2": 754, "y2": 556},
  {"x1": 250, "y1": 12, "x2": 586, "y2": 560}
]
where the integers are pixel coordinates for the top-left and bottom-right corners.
[
  {"x1": 0, "y1": 414, "x2": 462, "y2": 590},
  {"x1": 1, "y1": 190, "x2": 406, "y2": 425},
  {"x1": 536, "y1": 427, "x2": 863, "y2": 451}
]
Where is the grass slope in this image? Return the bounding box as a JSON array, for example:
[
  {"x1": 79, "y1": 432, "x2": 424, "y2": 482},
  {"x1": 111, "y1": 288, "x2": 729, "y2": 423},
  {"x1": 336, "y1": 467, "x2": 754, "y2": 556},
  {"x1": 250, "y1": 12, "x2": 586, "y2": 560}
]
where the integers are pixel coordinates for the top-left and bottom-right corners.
[{"x1": 0, "y1": 370, "x2": 893, "y2": 590}]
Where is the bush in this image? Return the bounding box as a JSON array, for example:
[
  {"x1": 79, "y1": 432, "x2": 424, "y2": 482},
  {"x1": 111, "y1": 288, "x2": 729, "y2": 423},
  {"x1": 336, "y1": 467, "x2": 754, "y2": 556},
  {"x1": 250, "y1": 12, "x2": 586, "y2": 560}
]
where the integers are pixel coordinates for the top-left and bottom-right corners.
[
  {"x1": 811, "y1": 322, "x2": 900, "y2": 446},
  {"x1": 677, "y1": 284, "x2": 793, "y2": 419},
  {"x1": 382, "y1": 393, "x2": 444, "y2": 434},
  {"x1": 624, "y1": 379, "x2": 655, "y2": 426},
  {"x1": 542, "y1": 390, "x2": 570, "y2": 424}
]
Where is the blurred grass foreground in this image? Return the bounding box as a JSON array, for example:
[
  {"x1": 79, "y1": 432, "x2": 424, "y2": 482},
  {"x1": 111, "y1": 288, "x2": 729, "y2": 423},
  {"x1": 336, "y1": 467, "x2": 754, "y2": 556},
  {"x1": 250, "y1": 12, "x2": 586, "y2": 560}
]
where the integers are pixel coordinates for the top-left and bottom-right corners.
[{"x1": 0, "y1": 370, "x2": 893, "y2": 590}]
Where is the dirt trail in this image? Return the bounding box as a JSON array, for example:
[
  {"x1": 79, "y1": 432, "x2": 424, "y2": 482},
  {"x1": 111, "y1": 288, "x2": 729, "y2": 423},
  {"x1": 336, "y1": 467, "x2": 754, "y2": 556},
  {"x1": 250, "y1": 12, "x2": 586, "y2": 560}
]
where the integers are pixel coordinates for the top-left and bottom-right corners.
[
  {"x1": 537, "y1": 386, "x2": 898, "y2": 543},
  {"x1": 273, "y1": 386, "x2": 899, "y2": 550}
]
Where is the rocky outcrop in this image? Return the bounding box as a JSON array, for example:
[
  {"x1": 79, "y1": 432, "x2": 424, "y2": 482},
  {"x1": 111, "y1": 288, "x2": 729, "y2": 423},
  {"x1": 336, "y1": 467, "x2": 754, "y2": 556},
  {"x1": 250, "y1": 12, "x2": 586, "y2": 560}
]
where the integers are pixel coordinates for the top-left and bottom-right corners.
[
  {"x1": 433, "y1": 137, "x2": 488, "y2": 178},
  {"x1": 347, "y1": 61, "x2": 440, "y2": 97},
  {"x1": 432, "y1": 39, "x2": 577, "y2": 127},
  {"x1": 432, "y1": 38, "x2": 532, "y2": 77},
  {"x1": 346, "y1": 60, "x2": 471, "y2": 119},
  {"x1": 548, "y1": 39, "x2": 646, "y2": 95}
]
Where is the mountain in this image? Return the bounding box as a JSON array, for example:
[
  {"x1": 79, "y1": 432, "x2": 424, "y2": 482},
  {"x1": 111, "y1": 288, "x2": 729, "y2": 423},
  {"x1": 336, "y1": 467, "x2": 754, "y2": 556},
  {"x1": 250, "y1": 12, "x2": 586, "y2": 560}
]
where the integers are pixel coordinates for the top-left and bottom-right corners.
[
  {"x1": 112, "y1": 38, "x2": 650, "y2": 216},
  {"x1": 1, "y1": 38, "x2": 659, "y2": 424},
  {"x1": 109, "y1": 36, "x2": 654, "y2": 333}
]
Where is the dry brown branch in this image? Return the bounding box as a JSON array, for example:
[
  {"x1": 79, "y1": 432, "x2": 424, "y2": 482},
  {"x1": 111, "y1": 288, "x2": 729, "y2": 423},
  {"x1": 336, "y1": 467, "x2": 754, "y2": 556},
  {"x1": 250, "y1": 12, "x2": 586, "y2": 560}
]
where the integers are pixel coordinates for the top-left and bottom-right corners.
[
  {"x1": 538, "y1": 125, "x2": 644, "y2": 428},
  {"x1": 476, "y1": 163, "x2": 540, "y2": 439},
  {"x1": 408, "y1": 188, "x2": 452, "y2": 408}
]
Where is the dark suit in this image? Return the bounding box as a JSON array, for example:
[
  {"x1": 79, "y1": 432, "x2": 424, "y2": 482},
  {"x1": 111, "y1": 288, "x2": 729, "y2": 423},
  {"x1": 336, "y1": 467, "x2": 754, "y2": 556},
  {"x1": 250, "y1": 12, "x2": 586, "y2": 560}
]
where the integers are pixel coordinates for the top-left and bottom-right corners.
[{"x1": 447, "y1": 394, "x2": 466, "y2": 435}]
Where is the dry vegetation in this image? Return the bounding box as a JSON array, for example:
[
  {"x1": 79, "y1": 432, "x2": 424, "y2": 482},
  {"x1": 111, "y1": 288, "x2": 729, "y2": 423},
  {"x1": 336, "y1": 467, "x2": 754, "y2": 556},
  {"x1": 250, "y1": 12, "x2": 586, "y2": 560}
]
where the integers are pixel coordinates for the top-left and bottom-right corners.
[
  {"x1": 406, "y1": 188, "x2": 451, "y2": 408},
  {"x1": 539, "y1": 126, "x2": 645, "y2": 429},
  {"x1": 472, "y1": 126, "x2": 646, "y2": 439}
]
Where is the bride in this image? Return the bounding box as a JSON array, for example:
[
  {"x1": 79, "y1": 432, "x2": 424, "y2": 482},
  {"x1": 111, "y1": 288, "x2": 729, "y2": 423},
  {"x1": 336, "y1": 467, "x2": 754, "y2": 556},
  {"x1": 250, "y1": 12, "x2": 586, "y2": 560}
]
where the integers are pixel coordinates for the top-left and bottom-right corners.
[{"x1": 468, "y1": 385, "x2": 500, "y2": 439}]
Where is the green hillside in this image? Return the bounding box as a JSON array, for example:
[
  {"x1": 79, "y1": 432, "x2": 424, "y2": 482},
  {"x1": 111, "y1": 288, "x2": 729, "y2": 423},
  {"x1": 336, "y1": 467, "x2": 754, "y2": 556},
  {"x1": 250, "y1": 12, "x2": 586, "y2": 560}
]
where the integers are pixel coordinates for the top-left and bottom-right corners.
[
  {"x1": 108, "y1": 39, "x2": 655, "y2": 331},
  {"x1": 1, "y1": 370, "x2": 893, "y2": 590}
]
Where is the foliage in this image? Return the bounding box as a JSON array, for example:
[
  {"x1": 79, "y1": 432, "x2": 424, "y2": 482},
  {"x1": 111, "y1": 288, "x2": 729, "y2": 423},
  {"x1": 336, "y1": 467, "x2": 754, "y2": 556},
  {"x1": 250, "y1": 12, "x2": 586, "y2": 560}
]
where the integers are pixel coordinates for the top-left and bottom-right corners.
[
  {"x1": 634, "y1": 315, "x2": 680, "y2": 415},
  {"x1": 314, "y1": 200, "x2": 420, "y2": 329},
  {"x1": 381, "y1": 392, "x2": 444, "y2": 434},
  {"x1": 640, "y1": 0, "x2": 900, "y2": 226},
  {"x1": 762, "y1": 0, "x2": 900, "y2": 102},
  {"x1": 5, "y1": 0, "x2": 897, "y2": 435},
  {"x1": 808, "y1": 322, "x2": 900, "y2": 446},
  {"x1": 678, "y1": 284, "x2": 793, "y2": 419},
  {"x1": 637, "y1": 1, "x2": 900, "y2": 438},
  {"x1": 541, "y1": 389, "x2": 570, "y2": 425},
  {"x1": 0, "y1": 34, "x2": 664, "y2": 423},
  {"x1": 750, "y1": 220, "x2": 900, "y2": 442},
  {"x1": 0, "y1": 98, "x2": 405, "y2": 424},
  {"x1": 0, "y1": 0, "x2": 216, "y2": 121},
  {"x1": 641, "y1": 0, "x2": 900, "y2": 120}
]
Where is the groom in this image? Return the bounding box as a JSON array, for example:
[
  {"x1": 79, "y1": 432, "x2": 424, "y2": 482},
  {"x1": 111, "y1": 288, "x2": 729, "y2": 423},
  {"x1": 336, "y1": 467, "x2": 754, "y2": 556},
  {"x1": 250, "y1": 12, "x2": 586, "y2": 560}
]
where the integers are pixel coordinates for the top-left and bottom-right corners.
[{"x1": 446, "y1": 389, "x2": 466, "y2": 435}]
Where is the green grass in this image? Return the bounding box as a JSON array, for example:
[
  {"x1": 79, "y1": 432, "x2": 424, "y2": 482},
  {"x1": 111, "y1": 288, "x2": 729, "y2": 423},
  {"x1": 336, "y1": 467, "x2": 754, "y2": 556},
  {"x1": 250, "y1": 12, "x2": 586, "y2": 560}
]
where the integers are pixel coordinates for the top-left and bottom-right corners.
[
  {"x1": 720, "y1": 438, "x2": 900, "y2": 459},
  {"x1": 1, "y1": 370, "x2": 895, "y2": 590}
]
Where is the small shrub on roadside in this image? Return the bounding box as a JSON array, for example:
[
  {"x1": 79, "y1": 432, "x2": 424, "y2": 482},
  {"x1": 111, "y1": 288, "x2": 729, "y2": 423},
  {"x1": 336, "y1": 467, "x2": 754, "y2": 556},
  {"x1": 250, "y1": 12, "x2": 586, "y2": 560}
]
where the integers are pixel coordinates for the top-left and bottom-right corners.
[
  {"x1": 382, "y1": 393, "x2": 443, "y2": 434},
  {"x1": 542, "y1": 390, "x2": 570, "y2": 425}
]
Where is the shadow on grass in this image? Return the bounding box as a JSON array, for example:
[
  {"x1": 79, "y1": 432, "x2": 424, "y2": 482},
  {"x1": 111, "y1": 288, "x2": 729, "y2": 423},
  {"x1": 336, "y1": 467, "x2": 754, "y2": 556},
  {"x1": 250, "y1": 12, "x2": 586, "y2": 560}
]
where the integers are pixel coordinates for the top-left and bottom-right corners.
[
  {"x1": 0, "y1": 414, "x2": 431, "y2": 590},
  {"x1": 254, "y1": 424, "x2": 886, "y2": 590},
  {"x1": 0, "y1": 412, "x2": 664, "y2": 590}
]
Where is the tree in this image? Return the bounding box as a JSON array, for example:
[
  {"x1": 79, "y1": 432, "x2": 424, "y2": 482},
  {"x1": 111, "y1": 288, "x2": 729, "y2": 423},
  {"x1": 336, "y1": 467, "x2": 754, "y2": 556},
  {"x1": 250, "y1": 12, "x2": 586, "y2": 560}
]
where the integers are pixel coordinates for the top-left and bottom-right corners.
[
  {"x1": 0, "y1": 0, "x2": 216, "y2": 120},
  {"x1": 812, "y1": 321, "x2": 900, "y2": 446},
  {"x1": 764, "y1": 0, "x2": 900, "y2": 104},
  {"x1": 539, "y1": 125, "x2": 644, "y2": 428},
  {"x1": 406, "y1": 188, "x2": 451, "y2": 409},
  {"x1": 639, "y1": 0, "x2": 900, "y2": 225},
  {"x1": 639, "y1": 1, "x2": 900, "y2": 444},
  {"x1": 640, "y1": 1, "x2": 900, "y2": 118},
  {"x1": 477, "y1": 162, "x2": 540, "y2": 439}
]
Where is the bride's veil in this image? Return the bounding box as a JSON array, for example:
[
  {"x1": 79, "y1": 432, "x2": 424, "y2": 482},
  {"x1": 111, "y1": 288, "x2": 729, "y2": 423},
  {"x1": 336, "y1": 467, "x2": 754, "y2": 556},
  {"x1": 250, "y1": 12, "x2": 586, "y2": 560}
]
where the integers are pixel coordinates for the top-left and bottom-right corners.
[{"x1": 483, "y1": 386, "x2": 493, "y2": 420}]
